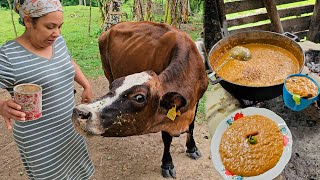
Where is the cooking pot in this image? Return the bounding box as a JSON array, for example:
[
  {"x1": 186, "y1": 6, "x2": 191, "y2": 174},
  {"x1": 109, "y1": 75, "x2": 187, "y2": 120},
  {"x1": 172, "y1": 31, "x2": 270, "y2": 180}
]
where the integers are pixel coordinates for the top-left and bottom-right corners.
[{"x1": 208, "y1": 30, "x2": 305, "y2": 101}]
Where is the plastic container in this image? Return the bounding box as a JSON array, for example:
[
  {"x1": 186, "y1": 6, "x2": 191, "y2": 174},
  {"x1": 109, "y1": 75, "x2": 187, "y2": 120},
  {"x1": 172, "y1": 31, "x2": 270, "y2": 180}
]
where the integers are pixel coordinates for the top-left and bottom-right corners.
[{"x1": 283, "y1": 74, "x2": 319, "y2": 111}]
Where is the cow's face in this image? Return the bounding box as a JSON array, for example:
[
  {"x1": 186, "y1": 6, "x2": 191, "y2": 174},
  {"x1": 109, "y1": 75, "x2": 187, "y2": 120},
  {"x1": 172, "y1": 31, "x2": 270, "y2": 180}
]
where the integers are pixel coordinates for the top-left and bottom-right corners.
[{"x1": 72, "y1": 71, "x2": 186, "y2": 137}]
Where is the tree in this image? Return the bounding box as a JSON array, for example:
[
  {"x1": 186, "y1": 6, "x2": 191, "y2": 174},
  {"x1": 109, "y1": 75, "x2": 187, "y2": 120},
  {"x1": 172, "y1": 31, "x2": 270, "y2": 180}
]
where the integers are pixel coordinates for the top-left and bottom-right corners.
[
  {"x1": 7, "y1": 0, "x2": 17, "y2": 37},
  {"x1": 182, "y1": 0, "x2": 191, "y2": 23},
  {"x1": 145, "y1": 0, "x2": 153, "y2": 21},
  {"x1": 97, "y1": 0, "x2": 109, "y2": 27},
  {"x1": 88, "y1": 0, "x2": 92, "y2": 35},
  {"x1": 133, "y1": 0, "x2": 144, "y2": 21}
]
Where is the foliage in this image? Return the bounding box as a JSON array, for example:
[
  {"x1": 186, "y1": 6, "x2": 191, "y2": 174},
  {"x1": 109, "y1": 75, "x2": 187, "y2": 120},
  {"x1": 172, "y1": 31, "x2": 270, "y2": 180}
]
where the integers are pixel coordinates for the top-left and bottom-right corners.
[
  {"x1": 0, "y1": 0, "x2": 9, "y2": 8},
  {"x1": 62, "y1": 0, "x2": 99, "y2": 6},
  {"x1": 0, "y1": 6, "x2": 104, "y2": 77},
  {"x1": 190, "y1": 0, "x2": 204, "y2": 14}
]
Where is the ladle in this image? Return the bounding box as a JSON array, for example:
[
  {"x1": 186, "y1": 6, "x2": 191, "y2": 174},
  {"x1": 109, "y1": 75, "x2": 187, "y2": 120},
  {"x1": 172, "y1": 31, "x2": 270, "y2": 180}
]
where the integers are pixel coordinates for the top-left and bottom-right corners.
[{"x1": 215, "y1": 46, "x2": 251, "y2": 73}]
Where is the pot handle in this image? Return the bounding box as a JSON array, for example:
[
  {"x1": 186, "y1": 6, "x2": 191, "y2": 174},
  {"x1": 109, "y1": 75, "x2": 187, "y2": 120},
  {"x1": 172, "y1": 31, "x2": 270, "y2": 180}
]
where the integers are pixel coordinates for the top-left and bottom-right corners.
[
  {"x1": 206, "y1": 69, "x2": 223, "y2": 85},
  {"x1": 209, "y1": 76, "x2": 223, "y2": 85},
  {"x1": 283, "y1": 32, "x2": 300, "y2": 42}
]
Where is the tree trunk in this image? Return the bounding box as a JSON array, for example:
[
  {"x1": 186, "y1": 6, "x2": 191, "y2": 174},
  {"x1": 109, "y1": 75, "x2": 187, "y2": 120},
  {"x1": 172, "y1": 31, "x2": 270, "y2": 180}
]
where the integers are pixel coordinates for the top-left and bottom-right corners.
[
  {"x1": 88, "y1": 0, "x2": 92, "y2": 35},
  {"x1": 182, "y1": 0, "x2": 189, "y2": 23},
  {"x1": 97, "y1": 0, "x2": 105, "y2": 24},
  {"x1": 203, "y1": 0, "x2": 223, "y2": 52},
  {"x1": 307, "y1": 0, "x2": 320, "y2": 43},
  {"x1": 7, "y1": 0, "x2": 17, "y2": 37},
  {"x1": 102, "y1": 0, "x2": 109, "y2": 29},
  {"x1": 145, "y1": 0, "x2": 153, "y2": 21},
  {"x1": 133, "y1": 0, "x2": 144, "y2": 21},
  {"x1": 164, "y1": 0, "x2": 171, "y2": 24},
  {"x1": 79, "y1": 0, "x2": 83, "y2": 5},
  {"x1": 169, "y1": 0, "x2": 178, "y2": 27},
  {"x1": 263, "y1": 0, "x2": 284, "y2": 33}
]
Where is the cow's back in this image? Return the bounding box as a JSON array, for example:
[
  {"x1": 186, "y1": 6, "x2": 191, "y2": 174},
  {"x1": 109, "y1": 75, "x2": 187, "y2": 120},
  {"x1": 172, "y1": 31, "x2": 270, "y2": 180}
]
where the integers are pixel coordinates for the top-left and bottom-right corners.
[{"x1": 99, "y1": 22, "x2": 189, "y2": 82}]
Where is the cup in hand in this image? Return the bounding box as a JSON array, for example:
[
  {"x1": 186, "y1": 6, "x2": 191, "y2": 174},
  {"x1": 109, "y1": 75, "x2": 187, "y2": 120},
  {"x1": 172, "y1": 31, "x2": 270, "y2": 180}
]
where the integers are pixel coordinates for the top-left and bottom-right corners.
[{"x1": 14, "y1": 83, "x2": 42, "y2": 121}]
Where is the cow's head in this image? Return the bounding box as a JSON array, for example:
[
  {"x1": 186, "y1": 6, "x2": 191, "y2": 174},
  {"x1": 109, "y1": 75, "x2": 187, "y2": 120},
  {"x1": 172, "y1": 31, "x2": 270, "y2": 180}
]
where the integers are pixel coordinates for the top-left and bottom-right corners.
[{"x1": 72, "y1": 70, "x2": 187, "y2": 137}]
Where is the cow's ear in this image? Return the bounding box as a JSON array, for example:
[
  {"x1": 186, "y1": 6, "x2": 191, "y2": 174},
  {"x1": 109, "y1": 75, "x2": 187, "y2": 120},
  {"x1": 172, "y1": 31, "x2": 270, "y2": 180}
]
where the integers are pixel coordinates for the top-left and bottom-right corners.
[{"x1": 160, "y1": 92, "x2": 187, "y2": 110}]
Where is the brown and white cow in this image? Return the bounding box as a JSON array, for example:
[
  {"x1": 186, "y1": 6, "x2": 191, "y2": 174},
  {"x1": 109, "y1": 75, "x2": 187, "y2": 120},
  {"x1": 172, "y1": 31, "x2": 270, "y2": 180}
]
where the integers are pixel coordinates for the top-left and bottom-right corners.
[{"x1": 72, "y1": 21, "x2": 208, "y2": 178}]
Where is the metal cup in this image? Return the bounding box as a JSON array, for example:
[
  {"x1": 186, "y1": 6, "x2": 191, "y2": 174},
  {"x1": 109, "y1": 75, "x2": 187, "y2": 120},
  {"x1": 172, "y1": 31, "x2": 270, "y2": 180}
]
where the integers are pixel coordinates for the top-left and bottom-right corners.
[{"x1": 13, "y1": 83, "x2": 42, "y2": 121}]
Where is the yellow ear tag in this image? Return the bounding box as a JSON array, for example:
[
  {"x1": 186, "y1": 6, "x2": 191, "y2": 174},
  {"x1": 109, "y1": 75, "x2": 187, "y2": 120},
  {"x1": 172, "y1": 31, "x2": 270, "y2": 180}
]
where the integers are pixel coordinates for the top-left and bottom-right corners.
[{"x1": 167, "y1": 105, "x2": 177, "y2": 121}]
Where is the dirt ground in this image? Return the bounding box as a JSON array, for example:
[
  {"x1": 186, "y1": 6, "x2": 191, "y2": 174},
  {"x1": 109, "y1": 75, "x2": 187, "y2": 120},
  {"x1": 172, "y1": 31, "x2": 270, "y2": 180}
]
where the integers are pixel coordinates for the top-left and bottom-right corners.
[
  {"x1": 1, "y1": 75, "x2": 320, "y2": 180},
  {"x1": 0, "y1": 76, "x2": 221, "y2": 180},
  {"x1": 262, "y1": 97, "x2": 320, "y2": 180}
]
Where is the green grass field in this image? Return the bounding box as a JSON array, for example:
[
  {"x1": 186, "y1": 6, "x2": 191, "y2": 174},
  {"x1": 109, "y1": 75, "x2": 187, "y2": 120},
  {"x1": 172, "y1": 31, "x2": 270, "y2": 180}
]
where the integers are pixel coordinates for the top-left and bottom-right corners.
[{"x1": 0, "y1": 5, "x2": 203, "y2": 78}]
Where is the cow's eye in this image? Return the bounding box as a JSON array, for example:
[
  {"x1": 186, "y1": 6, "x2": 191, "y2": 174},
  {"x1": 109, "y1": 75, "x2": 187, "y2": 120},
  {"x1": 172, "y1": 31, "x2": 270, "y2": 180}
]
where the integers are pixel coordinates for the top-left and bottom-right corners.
[{"x1": 133, "y1": 94, "x2": 146, "y2": 103}]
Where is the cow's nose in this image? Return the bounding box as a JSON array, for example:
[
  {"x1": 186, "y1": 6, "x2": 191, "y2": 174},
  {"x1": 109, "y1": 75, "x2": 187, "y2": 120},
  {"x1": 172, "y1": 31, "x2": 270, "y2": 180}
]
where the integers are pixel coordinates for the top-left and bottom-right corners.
[{"x1": 74, "y1": 108, "x2": 92, "y2": 120}]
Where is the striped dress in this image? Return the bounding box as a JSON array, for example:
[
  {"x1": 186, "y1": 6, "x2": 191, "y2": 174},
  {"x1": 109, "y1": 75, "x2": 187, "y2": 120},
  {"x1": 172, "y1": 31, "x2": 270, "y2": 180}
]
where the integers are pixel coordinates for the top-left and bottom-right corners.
[{"x1": 0, "y1": 36, "x2": 95, "y2": 180}]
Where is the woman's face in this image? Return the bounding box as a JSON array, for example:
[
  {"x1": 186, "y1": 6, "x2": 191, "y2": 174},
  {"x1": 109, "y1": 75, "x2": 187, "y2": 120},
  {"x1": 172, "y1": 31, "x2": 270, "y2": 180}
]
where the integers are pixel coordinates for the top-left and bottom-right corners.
[{"x1": 26, "y1": 11, "x2": 64, "y2": 48}]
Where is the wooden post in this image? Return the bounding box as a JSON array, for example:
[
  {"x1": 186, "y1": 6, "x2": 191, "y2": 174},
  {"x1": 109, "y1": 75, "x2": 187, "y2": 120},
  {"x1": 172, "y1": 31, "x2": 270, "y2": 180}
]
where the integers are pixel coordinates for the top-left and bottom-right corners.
[
  {"x1": 307, "y1": 0, "x2": 320, "y2": 43},
  {"x1": 203, "y1": 0, "x2": 223, "y2": 52},
  {"x1": 263, "y1": 0, "x2": 284, "y2": 33},
  {"x1": 217, "y1": 0, "x2": 228, "y2": 37}
]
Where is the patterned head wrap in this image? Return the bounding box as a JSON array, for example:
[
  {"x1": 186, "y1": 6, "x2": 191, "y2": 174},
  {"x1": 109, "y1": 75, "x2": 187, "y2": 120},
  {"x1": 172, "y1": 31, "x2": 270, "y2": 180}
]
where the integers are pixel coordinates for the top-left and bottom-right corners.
[{"x1": 14, "y1": 0, "x2": 63, "y2": 26}]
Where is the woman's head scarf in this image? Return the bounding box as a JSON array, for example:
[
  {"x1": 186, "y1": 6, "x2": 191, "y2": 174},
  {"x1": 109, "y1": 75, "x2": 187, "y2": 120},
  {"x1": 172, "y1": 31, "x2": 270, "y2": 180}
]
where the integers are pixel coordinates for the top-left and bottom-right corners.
[{"x1": 14, "y1": 0, "x2": 63, "y2": 26}]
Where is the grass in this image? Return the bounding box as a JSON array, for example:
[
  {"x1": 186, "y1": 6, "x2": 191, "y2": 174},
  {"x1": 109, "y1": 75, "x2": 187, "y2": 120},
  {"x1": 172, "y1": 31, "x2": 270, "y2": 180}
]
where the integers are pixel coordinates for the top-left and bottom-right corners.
[
  {"x1": 196, "y1": 93, "x2": 207, "y2": 124},
  {"x1": 0, "y1": 4, "x2": 203, "y2": 77},
  {"x1": 62, "y1": 6, "x2": 104, "y2": 77},
  {"x1": 0, "y1": 6, "x2": 104, "y2": 77}
]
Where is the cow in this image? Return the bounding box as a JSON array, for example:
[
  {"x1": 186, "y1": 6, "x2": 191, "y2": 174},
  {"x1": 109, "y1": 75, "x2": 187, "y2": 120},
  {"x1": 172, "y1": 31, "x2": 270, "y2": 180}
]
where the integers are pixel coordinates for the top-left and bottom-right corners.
[{"x1": 72, "y1": 21, "x2": 209, "y2": 178}]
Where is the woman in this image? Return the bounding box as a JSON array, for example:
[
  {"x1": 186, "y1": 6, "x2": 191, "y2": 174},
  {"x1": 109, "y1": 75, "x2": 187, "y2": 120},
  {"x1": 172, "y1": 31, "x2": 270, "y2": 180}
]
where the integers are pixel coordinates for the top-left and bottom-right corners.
[{"x1": 0, "y1": 0, "x2": 95, "y2": 179}]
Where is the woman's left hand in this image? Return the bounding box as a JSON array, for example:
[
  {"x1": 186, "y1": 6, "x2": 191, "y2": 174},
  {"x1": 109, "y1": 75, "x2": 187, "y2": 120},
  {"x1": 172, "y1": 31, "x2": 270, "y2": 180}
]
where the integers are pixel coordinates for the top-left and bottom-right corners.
[{"x1": 81, "y1": 87, "x2": 93, "y2": 103}]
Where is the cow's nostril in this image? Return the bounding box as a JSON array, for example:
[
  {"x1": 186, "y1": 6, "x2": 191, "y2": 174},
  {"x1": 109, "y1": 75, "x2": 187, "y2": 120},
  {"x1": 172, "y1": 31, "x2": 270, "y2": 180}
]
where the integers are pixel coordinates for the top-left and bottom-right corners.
[{"x1": 79, "y1": 112, "x2": 92, "y2": 120}]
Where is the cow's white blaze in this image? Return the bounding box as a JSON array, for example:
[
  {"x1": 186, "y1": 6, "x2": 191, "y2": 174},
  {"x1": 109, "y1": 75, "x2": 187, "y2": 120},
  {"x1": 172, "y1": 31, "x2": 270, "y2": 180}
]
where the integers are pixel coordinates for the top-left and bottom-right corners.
[{"x1": 87, "y1": 72, "x2": 151, "y2": 111}]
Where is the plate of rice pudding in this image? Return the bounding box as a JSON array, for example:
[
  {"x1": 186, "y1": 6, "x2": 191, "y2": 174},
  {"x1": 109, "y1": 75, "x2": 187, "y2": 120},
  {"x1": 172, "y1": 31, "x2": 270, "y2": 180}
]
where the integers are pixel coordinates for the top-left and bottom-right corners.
[{"x1": 211, "y1": 107, "x2": 292, "y2": 180}]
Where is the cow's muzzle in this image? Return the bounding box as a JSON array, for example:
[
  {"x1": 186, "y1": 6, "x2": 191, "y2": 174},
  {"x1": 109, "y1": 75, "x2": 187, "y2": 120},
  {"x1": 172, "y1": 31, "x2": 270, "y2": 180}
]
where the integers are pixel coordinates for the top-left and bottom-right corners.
[
  {"x1": 74, "y1": 108, "x2": 92, "y2": 120},
  {"x1": 72, "y1": 106, "x2": 104, "y2": 137}
]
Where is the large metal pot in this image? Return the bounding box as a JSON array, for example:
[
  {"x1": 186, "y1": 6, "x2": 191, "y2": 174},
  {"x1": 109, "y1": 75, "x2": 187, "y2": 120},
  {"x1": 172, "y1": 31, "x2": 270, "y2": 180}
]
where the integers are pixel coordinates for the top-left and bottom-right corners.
[{"x1": 208, "y1": 31, "x2": 305, "y2": 101}]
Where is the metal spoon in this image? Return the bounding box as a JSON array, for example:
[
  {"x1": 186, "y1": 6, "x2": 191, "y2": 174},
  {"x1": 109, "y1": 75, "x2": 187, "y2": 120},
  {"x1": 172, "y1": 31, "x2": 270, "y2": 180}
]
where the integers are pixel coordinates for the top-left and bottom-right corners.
[{"x1": 215, "y1": 46, "x2": 252, "y2": 73}]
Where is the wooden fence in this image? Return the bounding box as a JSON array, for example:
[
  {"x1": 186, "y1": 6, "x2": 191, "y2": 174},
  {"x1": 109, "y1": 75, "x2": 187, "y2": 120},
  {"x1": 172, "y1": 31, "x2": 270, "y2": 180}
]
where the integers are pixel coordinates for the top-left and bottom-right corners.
[{"x1": 204, "y1": 0, "x2": 320, "y2": 49}]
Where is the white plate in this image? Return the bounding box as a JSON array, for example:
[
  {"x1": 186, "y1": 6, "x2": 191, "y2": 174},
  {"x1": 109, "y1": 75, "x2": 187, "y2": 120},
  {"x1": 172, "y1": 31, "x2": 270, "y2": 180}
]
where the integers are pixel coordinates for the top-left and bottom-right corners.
[{"x1": 211, "y1": 107, "x2": 293, "y2": 180}]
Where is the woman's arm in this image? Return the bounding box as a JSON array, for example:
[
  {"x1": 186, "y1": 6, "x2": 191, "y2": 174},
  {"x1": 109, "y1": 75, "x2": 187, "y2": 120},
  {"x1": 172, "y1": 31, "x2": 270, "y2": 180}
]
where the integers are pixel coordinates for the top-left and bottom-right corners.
[{"x1": 71, "y1": 60, "x2": 93, "y2": 103}]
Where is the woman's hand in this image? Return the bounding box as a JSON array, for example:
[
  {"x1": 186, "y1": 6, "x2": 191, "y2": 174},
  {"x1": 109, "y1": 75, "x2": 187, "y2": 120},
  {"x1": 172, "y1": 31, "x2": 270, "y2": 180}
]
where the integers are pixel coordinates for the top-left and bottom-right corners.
[
  {"x1": 81, "y1": 87, "x2": 93, "y2": 103},
  {"x1": 0, "y1": 99, "x2": 26, "y2": 130}
]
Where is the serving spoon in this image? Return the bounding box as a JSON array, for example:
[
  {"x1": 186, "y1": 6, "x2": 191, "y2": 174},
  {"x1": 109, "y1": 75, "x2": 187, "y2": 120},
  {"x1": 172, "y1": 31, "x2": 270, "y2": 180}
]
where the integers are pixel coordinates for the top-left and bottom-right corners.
[{"x1": 215, "y1": 45, "x2": 252, "y2": 73}]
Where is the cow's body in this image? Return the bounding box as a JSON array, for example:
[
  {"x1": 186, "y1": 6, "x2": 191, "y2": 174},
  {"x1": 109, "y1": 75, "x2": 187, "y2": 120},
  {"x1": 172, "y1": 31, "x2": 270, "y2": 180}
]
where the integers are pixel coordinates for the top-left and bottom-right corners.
[{"x1": 72, "y1": 21, "x2": 208, "y2": 178}]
